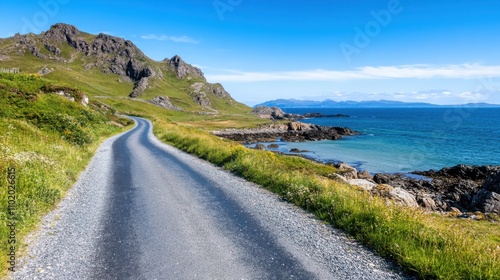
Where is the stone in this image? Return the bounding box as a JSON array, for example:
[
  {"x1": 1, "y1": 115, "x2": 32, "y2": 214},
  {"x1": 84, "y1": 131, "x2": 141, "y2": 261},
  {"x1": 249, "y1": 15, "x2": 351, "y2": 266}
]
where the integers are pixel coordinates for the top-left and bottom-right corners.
[
  {"x1": 267, "y1": 144, "x2": 279, "y2": 148},
  {"x1": 347, "y1": 179, "x2": 377, "y2": 191},
  {"x1": 417, "y1": 195, "x2": 437, "y2": 211},
  {"x1": 371, "y1": 184, "x2": 419, "y2": 208},
  {"x1": 358, "y1": 170, "x2": 373, "y2": 180},
  {"x1": 481, "y1": 172, "x2": 500, "y2": 193},
  {"x1": 254, "y1": 144, "x2": 266, "y2": 150},
  {"x1": 450, "y1": 207, "x2": 462, "y2": 215},
  {"x1": 148, "y1": 96, "x2": 182, "y2": 111},
  {"x1": 471, "y1": 189, "x2": 500, "y2": 214},
  {"x1": 337, "y1": 163, "x2": 358, "y2": 180},
  {"x1": 81, "y1": 95, "x2": 89, "y2": 107},
  {"x1": 38, "y1": 66, "x2": 53, "y2": 76}
]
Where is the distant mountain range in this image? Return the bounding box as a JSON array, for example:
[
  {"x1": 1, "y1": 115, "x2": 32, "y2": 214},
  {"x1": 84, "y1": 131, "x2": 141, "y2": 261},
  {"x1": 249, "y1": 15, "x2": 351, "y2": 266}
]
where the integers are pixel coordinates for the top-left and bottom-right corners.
[{"x1": 255, "y1": 99, "x2": 500, "y2": 108}]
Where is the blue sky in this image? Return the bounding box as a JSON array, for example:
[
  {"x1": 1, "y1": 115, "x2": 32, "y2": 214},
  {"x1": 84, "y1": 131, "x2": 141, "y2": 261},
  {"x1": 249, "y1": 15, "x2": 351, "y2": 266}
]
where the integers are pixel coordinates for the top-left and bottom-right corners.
[{"x1": 1, "y1": 0, "x2": 500, "y2": 105}]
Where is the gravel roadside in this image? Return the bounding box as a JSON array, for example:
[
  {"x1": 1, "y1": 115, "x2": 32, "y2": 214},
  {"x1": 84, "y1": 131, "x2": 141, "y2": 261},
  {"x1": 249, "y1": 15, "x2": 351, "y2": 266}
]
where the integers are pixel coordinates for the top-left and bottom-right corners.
[{"x1": 9, "y1": 126, "x2": 136, "y2": 280}]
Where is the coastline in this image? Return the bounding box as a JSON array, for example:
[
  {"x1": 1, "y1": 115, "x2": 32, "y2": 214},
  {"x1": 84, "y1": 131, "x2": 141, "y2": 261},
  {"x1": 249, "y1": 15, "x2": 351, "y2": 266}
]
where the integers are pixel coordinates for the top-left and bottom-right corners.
[{"x1": 213, "y1": 122, "x2": 500, "y2": 218}]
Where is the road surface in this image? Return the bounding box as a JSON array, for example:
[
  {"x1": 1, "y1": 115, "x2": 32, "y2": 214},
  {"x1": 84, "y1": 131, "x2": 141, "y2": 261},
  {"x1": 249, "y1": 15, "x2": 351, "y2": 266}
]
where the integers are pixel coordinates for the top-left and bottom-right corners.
[{"x1": 11, "y1": 117, "x2": 408, "y2": 279}]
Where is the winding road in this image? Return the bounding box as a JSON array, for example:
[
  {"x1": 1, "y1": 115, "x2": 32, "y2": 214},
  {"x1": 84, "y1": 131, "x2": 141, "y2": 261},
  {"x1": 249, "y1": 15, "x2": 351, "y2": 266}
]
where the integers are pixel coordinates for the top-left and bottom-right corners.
[{"x1": 12, "y1": 117, "x2": 408, "y2": 279}]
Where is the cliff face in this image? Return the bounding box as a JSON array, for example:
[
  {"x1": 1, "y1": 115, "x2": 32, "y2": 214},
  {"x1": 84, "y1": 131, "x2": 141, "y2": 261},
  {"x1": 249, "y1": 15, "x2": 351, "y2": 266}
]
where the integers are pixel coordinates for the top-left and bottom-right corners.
[{"x1": 1, "y1": 23, "x2": 239, "y2": 111}]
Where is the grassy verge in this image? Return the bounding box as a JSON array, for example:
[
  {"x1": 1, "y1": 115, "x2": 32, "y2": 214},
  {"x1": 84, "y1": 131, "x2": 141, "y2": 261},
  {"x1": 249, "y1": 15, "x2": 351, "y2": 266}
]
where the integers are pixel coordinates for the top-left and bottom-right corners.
[
  {"x1": 0, "y1": 73, "x2": 132, "y2": 275},
  {"x1": 151, "y1": 117, "x2": 500, "y2": 279}
]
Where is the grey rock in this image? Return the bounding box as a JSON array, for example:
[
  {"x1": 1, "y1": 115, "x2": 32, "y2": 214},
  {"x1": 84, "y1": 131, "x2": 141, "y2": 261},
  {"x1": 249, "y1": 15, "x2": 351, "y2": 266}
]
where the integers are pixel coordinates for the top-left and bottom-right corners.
[
  {"x1": 417, "y1": 195, "x2": 437, "y2": 211},
  {"x1": 254, "y1": 144, "x2": 266, "y2": 150},
  {"x1": 130, "y1": 77, "x2": 149, "y2": 98},
  {"x1": 213, "y1": 122, "x2": 358, "y2": 143},
  {"x1": 167, "y1": 55, "x2": 205, "y2": 80},
  {"x1": 148, "y1": 96, "x2": 182, "y2": 111},
  {"x1": 347, "y1": 179, "x2": 377, "y2": 191},
  {"x1": 371, "y1": 184, "x2": 419, "y2": 208},
  {"x1": 471, "y1": 172, "x2": 500, "y2": 214},
  {"x1": 38, "y1": 65, "x2": 53, "y2": 76},
  {"x1": 252, "y1": 106, "x2": 287, "y2": 120},
  {"x1": 358, "y1": 170, "x2": 374, "y2": 181},
  {"x1": 336, "y1": 163, "x2": 358, "y2": 180}
]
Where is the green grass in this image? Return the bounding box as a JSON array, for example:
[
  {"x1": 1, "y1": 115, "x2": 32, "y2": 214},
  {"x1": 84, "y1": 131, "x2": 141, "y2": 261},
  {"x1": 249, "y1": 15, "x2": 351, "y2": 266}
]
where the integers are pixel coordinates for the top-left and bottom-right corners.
[
  {"x1": 151, "y1": 117, "x2": 500, "y2": 280},
  {"x1": 0, "y1": 73, "x2": 131, "y2": 276}
]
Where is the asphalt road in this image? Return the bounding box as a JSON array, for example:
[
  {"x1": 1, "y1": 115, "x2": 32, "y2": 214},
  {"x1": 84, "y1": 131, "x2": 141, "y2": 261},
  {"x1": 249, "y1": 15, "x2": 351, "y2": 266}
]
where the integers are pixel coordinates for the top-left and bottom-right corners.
[{"x1": 12, "y1": 117, "x2": 408, "y2": 280}]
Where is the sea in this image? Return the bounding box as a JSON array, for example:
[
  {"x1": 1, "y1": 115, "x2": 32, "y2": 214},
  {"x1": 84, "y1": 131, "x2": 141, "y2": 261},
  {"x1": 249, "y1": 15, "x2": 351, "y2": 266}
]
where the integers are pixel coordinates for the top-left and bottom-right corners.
[{"x1": 254, "y1": 107, "x2": 500, "y2": 174}]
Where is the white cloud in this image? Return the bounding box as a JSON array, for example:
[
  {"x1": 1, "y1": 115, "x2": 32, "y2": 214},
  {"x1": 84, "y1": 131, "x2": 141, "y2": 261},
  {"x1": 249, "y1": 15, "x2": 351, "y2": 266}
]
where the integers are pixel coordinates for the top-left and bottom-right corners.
[
  {"x1": 458, "y1": 91, "x2": 488, "y2": 102},
  {"x1": 206, "y1": 64, "x2": 500, "y2": 82},
  {"x1": 141, "y1": 34, "x2": 199, "y2": 44}
]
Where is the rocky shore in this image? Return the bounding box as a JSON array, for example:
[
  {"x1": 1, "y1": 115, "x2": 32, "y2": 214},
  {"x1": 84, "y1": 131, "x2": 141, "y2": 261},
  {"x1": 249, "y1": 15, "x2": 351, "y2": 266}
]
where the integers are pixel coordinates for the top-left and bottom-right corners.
[
  {"x1": 251, "y1": 106, "x2": 349, "y2": 120},
  {"x1": 212, "y1": 122, "x2": 358, "y2": 143},
  {"x1": 218, "y1": 105, "x2": 500, "y2": 217},
  {"x1": 331, "y1": 163, "x2": 500, "y2": 217}
]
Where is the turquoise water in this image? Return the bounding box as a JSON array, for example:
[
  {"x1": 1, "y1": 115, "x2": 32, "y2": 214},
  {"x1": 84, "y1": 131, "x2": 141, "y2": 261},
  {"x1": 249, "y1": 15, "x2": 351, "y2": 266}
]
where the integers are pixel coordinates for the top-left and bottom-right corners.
[{"x1": 265, "y1": 107, "x2": 500, "y2": 173}]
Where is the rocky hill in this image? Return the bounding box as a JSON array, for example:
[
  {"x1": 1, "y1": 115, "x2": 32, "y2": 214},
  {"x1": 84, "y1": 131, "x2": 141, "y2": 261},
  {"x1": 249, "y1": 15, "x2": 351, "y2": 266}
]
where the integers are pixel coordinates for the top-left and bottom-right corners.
[{"x1": 0, "y1": 23, "x2": 245, "y2": 113}]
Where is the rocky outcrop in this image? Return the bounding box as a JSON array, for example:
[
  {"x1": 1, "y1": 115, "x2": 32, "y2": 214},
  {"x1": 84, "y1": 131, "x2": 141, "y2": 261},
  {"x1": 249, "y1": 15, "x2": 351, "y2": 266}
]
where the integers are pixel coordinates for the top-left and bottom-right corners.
[
  {"x1": 373, "y1": 165, "x2": 500, "y2": 214},
  {"x1": 42, "y1": 23, "x2": 88, "y2": 53},
  {"x1": 190, "y1": 82, "x2": 211, "y2": 107},
  {"x1": 471, "y1": 172, "x2": 500, "y2": 214},
  {"x1": 148, "y1": 96, "x2": 182, "y2": 111},
  {"x1": 371, "y1": 184, "x2": 419, "y2": 208},
  {"x1": 251, "y1": 106, "x2": 351, "y2": 120},
  {"x1": 252, "y1": 106, "x2": 287, "y2": 119},
  {"x1": 212, "y1": 122, "x2": 358, "y2": 143},
  {"x1": 190, "y1": 82, "x2": 236, "y2": 108},
  {"x1": 130, "y1": 78, "x2": 150, "y2": 98},
  {"x1": 167, "y1": 55, "x2": 205, "y2": 80},
  {"x1": 210, "y1": 83, "x2": 232, "y2": 100},
  {"x1": 1, "y1": 23, "x2": 241, "y2": 112},
  {"x1": 9, "y1": 23, "x2": 156, "y2": 97}
]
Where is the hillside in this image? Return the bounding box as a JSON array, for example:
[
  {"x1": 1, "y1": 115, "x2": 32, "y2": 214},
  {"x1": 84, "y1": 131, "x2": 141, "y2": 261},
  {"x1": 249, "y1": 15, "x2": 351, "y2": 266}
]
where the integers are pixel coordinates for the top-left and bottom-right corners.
[
  {"x1": 0, "y1": 72, "x2": 133, "y2": 273},
  {"x1": 0, "y1": 23, "x2": 250, "y2": 116}
]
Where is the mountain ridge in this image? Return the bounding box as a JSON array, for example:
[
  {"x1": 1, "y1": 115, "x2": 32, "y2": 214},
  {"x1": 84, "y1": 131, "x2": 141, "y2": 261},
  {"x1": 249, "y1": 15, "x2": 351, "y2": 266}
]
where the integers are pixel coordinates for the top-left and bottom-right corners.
[{"x1": 0, "y1": 23, "x2": 246, "y2": 114}]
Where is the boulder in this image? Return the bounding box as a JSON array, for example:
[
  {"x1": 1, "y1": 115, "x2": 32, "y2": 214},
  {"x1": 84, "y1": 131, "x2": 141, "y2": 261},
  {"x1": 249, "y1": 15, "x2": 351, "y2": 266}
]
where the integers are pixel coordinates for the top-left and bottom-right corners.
[
  {"x1": 38, "y1": 65, "x2": 53, "y2": 76},
  {"x1": 347, "y1": 179, "x2": 377, "y2": 191},
  {"x1": 81, "y1": 94, "x2": 89, "y2": 107},
  {"x1": 417, "y1": 194, "x2": 438, "y2": 211},
  {"x1": 254, "y1": 144, "x2": 266, "y2": 150},
  {"x1": 336, "y1": 163, "x2": 358, "y2": 180},
  {"x1": 471, "y1": 172, "x2": 500, "y2": 214},
  {"x1": 371, "y1": 184, "x2": 419, "y2": 208},
  {"x1": 482, "y1": 172, "x2": 500, "y2": 193},
  {"x1": 373, "y1": 173, "x2": 392, "y2": 184},
  {"x1": 288, "y1": 148, "x2": 310, "y2": 153},
  {"x1": 267, "y1": 144, "x2": 279, "y2": 148},
  {"x1": 358, "y1": 170, "x2": 373, "y2": 181}
]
